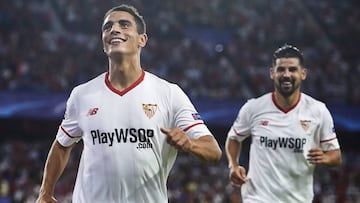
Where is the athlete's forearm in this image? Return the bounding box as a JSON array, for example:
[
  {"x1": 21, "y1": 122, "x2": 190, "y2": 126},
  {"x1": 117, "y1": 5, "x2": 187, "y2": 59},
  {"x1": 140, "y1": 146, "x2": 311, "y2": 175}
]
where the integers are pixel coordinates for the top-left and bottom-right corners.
[
  {"x1": 39, "y1": 140, "x2": 73, "y2": 196},
  {"x1": 225, "y1": 138, "x2": 242, "y2": 168},
  {"x1": 324, "y1": 149, "x2": 342, "y2": 166},
  {"x1": 189, "y1": 135, "x2": 222, "y2": 162}
]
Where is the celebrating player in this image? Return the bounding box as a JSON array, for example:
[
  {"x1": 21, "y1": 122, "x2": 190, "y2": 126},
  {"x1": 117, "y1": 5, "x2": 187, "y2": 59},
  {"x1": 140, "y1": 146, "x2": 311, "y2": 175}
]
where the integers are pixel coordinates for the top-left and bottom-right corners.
[
  {"x1": 225, "y1": 44, "x2": 342, "y2": 202},
  {"x1": 36, "y1": 4, "x2": 222, "y2": 203}
]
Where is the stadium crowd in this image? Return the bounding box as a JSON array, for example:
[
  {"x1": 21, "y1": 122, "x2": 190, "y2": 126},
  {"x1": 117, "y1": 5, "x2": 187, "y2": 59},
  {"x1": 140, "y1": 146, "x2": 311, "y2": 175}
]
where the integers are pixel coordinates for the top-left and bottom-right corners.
[
  {"x1": 0, "y1": 0, "x2": 359, "y2": 104},
  {"x1": 0, "y1": 0, "x2": 360, "y2": 202}
]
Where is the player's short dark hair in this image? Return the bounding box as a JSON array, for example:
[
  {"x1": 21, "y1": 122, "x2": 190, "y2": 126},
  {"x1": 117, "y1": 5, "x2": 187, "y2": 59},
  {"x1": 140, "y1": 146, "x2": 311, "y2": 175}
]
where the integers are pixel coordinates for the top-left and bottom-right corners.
[
  {"x1": 272, "y1": 44, "x2": 304, "y2": 66},
  {"x1": 103, "y1": 4, "x2": 146, "y2": 34}
]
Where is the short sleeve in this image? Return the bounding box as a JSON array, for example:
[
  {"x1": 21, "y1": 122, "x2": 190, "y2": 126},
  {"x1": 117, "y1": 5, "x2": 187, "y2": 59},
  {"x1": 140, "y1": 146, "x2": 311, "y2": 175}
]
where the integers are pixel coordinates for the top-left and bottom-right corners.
[
  {"x1": 319, "y1": 104, "x2": 340, "y2": 151},
  {"x1": 56, "y1": 89, "x2": 83, "y2": 147},
  {"x1": 227, "y1": 100, "x2": 252, "y2": 142},
  {"x1": 170, "y1": 85, "x2": 212, "y2": 139}
]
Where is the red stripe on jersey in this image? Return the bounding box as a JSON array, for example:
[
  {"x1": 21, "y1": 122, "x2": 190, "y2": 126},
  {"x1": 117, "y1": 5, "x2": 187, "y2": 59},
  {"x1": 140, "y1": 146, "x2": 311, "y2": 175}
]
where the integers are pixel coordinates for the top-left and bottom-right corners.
[
  {"x1": 320, "y1": 137, "x2": 337, "y2": 143},
  {"x1": 184, "y1": 122, "x2": 204, "y2": 132},
  {"x1": 60, "y1": 126, "x2": 77, "y2": 139},
  {"x1": 233, "y1": 127, "x2": 247, "y2": 137}
]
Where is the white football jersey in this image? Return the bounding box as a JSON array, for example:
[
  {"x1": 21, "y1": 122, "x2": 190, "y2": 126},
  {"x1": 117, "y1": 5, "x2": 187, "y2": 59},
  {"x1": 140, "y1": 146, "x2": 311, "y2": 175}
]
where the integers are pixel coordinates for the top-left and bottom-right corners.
[
  {"x1": 56, "y1": 70, "x2": 212, "y2": 203},
  {"x1": 227, "y1": 92, "x2": 340, "y2": 203}
]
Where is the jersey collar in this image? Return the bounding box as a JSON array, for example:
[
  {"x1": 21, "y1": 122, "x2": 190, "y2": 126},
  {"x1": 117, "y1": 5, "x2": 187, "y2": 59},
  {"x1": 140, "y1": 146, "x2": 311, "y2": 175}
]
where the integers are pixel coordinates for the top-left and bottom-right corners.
[
  {"x1": 105, "y1": 69, "x2": 145, "y2": 96},
  {"x1": 272, "y1": 92, "x2": 301, "y2": 113}
]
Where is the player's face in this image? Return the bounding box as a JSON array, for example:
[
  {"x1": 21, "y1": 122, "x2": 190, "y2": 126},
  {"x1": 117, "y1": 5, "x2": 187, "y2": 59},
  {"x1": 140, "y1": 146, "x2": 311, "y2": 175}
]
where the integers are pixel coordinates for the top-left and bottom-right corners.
[
  {"x1": 102, "y1": 11, "x2": 147, "y2": 57},
  {"x1": 270, "y1": 57, "x2": 307, "y2": 97}
]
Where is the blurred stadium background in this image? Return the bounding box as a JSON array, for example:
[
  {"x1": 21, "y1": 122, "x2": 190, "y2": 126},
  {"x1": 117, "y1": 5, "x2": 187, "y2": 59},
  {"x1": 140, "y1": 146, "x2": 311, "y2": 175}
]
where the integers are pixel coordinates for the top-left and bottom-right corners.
[{"x1": 0, "y1": 0, "x2": 359, "y2": 202}]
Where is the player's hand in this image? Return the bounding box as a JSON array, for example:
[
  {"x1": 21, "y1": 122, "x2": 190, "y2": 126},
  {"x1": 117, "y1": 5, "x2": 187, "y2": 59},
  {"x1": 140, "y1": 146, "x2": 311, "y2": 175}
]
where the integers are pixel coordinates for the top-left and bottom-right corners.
[
  {"x1": 307, "y1": 147, "x2": 327, "y2": 165},
  {"x1": 35, "y1": 194, "x2": 57, "y2": 203},
  {"x1": 160, "y1": 127, "x2": 192, "y2": 152},
  {"x1": 229, "y1": 165, "x2": 247, "y2": 188}
]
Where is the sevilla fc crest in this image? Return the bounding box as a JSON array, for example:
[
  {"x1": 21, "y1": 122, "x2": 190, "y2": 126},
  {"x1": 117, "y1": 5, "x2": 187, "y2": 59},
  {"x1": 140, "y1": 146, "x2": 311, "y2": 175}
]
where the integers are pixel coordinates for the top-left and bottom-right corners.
[
  {"x1": 300, "y1": 120, "x2": 311, "y2": 132},
  {"x1": 143, "y1": 104, "x2": 157, "y2": 119}
]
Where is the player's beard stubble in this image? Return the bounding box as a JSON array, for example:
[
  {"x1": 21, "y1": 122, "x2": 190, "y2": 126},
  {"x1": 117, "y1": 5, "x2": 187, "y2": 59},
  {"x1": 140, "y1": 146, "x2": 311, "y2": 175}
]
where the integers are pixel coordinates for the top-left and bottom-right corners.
[{"x1": 276, "y1": 77, "x2": 299, "y2": 98}]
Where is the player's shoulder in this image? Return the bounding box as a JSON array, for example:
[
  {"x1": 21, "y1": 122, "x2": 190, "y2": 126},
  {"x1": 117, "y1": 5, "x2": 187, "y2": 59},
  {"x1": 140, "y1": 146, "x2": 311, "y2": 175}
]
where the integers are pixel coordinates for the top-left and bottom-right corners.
[
  {"x1": 300, "y1": 92, "x2": 326, "y2": 108},
  {"x1": 299, "y1": 93, "x2": 333, "y2": 119},
  {"x1": 246, "y1": 92, "x2": 272, "y2": 106},
  {"x1": 237, "y1": 93, "x2": 273, "y2": 115},
  {"x1": 71, "y1": 72, "x2": 106, "y2": 95},
  {"x1": 144, "y1": 71, "x2": 181, "y2": 91}
]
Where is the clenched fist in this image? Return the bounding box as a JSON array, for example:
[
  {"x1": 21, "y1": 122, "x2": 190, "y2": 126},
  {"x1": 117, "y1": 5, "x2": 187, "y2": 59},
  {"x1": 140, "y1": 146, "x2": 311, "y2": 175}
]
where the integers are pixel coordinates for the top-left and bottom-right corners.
[{"x1": 161, "y1": 127, "x2": 192, "y2": 152}]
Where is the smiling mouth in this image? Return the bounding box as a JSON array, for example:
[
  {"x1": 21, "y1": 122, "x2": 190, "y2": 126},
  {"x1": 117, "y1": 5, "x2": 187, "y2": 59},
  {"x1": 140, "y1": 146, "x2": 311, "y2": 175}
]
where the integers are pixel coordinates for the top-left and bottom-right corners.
[
  {"x1": 280, "y1": 79, "x2": 293, "y2": 88},
  {"x1": 109, "y1": 38, "x2": 126, "y2": 44}
]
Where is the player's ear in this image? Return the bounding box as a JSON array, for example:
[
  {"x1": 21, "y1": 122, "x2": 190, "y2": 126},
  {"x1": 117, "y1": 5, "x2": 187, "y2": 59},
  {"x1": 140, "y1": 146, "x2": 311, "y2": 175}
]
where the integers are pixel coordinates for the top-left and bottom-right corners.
[
  {"x1": 270, "y1": 67, "x2": 275, "y2": 79},
  {"x1": 301, "y1": 67, "x2": 307, "y2": 80},
  {"x1": 138, "y1": 33, "x2": 148, "y2": 48}
]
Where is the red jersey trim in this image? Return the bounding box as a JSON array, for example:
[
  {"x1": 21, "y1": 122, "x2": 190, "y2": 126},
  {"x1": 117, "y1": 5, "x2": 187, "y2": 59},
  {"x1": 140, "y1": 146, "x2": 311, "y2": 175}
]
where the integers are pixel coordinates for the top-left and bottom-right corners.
[
  {"x1": 184, "y1": 122, "x2": 204, "y2": 132},
  {"x1": 60, "y1": 126, "x2": 77, "y2": 139},
  {"x1": 233, "y1": 127, "x2": 247, "y2": 137},
  {"x1": 320, "y1": 137, "x2": 337, "y2": 143},
  {"x1": 272, "y1": 92, "x2": 301, "y2": 113},
  {"x1": 105, "y1": 70, "x2": 145, "y2": 96}
]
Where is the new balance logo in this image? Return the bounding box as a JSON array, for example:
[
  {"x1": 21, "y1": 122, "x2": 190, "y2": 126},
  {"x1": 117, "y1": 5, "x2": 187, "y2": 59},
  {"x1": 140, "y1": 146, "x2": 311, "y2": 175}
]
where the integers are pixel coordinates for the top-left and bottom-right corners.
[
  {"x1": 87, "y1": 108, "x2": 99, "y2": 116},
  {"x1": 260, "y1": 120, "x2": 269, "y2": 126}
]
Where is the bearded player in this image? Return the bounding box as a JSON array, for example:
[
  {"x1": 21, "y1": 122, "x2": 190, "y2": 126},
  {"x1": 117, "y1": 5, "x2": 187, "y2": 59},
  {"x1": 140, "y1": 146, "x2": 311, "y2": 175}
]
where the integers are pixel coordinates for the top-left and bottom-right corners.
[
  {"x1": 225, "y1": 44, "x2": 341, "y2": 203},
  {"x1": 36, "y1": 4, "x2": 221, "y2": 203}
]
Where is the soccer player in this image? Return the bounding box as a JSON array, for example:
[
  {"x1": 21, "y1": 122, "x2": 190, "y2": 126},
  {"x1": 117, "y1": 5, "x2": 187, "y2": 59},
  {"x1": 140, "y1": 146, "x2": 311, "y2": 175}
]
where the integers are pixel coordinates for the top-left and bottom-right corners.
[
  {"x1": 225, "y1": 44, "x2": 342, "y2": 202},
  {"x1": 36, "y1": 4, "x2": 222, "y2": 203}
]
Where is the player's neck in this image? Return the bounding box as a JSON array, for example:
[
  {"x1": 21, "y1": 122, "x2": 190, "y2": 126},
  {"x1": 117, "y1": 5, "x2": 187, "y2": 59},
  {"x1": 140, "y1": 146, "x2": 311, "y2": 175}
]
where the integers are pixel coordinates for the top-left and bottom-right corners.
[
  {"x1": 108, "y1": 59, "x2": 143, "y2": 92},
  {"x1": 273, "y1": 91, "x2": 301, "y2": 110}
]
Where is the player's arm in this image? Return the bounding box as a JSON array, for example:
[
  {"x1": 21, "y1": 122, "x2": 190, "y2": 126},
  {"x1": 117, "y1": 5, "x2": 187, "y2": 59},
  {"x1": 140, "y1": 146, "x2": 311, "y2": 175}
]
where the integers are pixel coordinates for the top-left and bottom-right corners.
[
  {"x1": 160, "y1": 127, "x2": 221, "y2": 162},
  {"x1": 165, "y1": 85, "x2": 222, "y2": 162},
  {"x1": 36, "y1": 140, "x2": 75, "y2": 203},
  {"x1": 226, "y1": 138, "x2": 241, "y2": 169},
  {"x1": 225, "y1": 137, "x2": 247, "y2": 187},
  {"x1": 187, "y1": 134, "x2": 222, "y2": 162},
  {"x1": 307, "y1": 105, "x2": 342, "y2": 167},
  {"x1": 307, "y1": 147, "x2": 342, "y2": 166}
]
